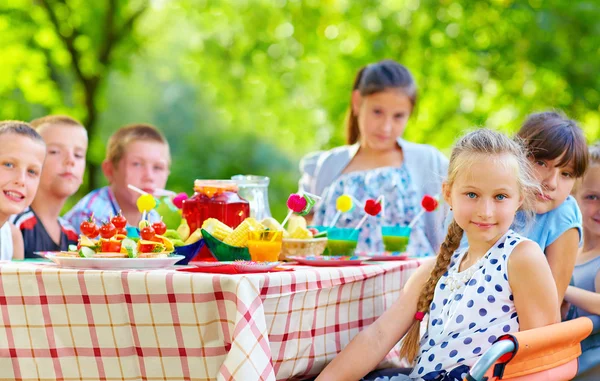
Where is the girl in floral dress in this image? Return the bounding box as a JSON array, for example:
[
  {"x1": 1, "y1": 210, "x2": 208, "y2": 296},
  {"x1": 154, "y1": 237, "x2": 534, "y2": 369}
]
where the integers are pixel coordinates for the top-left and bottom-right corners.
[{"x1": 299, "y1": 60, "x2": 448, "y2": 256}]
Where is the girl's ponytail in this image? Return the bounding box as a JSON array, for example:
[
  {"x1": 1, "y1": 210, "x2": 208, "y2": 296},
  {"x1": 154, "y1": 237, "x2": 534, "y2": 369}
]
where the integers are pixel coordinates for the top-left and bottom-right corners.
[{"x1": 345, "y1": 66, "x2": 367, "y2": 145}]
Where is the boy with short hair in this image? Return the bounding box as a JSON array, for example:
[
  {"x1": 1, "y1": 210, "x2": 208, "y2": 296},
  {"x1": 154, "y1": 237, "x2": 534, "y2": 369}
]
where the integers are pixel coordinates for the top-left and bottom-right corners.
[
  {"x1": 65, "y1": 123, "x2": 170, "y2": 233},
  {"x1": 11, "y1": 115, "x2": 87, "y2": 258},
  {"x1": 0, "y1": 121, "x2": 47, "y2": 260}
]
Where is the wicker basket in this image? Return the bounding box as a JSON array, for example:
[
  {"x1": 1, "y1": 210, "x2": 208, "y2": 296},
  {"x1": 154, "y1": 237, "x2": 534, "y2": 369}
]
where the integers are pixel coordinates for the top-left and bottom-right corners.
[{"x1": 280, "y1": 237, "x2": 327, "y2": 260}]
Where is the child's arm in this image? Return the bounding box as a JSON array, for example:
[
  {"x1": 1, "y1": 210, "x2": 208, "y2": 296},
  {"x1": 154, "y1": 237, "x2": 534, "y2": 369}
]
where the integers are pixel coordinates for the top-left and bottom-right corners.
[
  {"x1": 545, "y1": 228, "x2": 579, "y2": 303},
  {"x1": 509, "y1": 240, "x2": 560, "y2": 330},
  {"x1": 10, "y1": 223, "x2": 23, "y2": 260},
  {"x1": 564, "y1": 271, "x2": 600, "y2": 315},
  {"x1": 316, "y1": 258, "x2": 436, "y2": 381}
]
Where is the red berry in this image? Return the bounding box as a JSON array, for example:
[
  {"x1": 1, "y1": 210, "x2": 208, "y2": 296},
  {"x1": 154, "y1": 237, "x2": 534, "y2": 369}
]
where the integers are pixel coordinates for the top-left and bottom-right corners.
[
  {"x1": 140, "y1": 226, "x2": 156, "y2": 241},
  {"x1": 152, "y1": 220, "x2": 167, "y2": 236},
  {"x1": 99, "y1": 221, "x2": 117, "y2": 239},
  {"x1": 111, "y1": 212, "x2": 127, "y2": 229},
  {"x1": 421, "y1": 195, "x2": 439, "y2": 212},
  {"x1": 287, "y1": 194, "x2": 307, "y2": 213},
  {"x1": 80, "y1": 216, "x2": 99, "y2": 238},
  {"x1": 172, "y1": 193, "x2": 188, "y2": 209},
  {"x1": 364, "y1": 199, "x2": 382, "y2": 216}
]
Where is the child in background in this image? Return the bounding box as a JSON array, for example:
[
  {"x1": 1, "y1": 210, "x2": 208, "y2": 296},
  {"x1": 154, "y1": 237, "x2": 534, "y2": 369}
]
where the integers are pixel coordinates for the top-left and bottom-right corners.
[
  {"x1": 564, "y1": 143, "x2": 600, "y2": 379},
  {"x1": 513, "y1": 111, "x2": 588, "y2": 303},
  {"x1": 317, "y1": 129, "x2": 558, "y2": 381},
  {"x1": 65, "y1": 123, "x2": 170, "y2": 233},
  {"x1": 0, "y1": 121, "x2": 46, "y2": 260},
  {"x1": 300, "y1": 60, "x2": 448, "y2": 256},
  {"x1": 11, "y1": 115, "x2": 86, "y2": 258}
]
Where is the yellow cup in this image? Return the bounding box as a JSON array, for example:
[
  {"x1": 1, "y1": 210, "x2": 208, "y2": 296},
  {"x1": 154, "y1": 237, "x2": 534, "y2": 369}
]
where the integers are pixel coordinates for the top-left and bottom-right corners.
[{"x1": 248, "y1": 230, "x2": 283, "y2": 262}]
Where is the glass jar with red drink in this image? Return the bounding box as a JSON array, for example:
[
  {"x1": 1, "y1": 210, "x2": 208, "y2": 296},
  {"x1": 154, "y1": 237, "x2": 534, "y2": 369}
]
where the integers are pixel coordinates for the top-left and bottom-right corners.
[
  {"x1": 183, "y1": 180, "x2": 250, "y2": 232},
  {"x1": 182, "y1": 180, "x2": 250, "y2": 260}
]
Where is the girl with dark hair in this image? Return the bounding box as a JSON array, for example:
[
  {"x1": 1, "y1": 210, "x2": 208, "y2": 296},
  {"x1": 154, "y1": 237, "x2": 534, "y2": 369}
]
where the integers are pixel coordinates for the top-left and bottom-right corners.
[
  {"x1": 513, "y1": 111, "x2": 589, "y2": 303},
  {"x1": 299, "y1": 60, "x2": 448, "y2": 255}
]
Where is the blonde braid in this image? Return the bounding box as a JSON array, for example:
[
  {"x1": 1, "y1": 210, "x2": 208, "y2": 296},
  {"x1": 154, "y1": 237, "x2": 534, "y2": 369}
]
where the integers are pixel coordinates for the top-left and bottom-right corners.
[{"x1": 399, "y1": 220, "x2": 464, "y2": 363}]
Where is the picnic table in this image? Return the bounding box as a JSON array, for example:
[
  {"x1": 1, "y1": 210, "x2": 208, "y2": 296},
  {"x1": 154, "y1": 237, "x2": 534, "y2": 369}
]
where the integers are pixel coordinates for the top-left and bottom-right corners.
[{"x1": 0, "y1": 259, "x2": 421, "y2": 381}]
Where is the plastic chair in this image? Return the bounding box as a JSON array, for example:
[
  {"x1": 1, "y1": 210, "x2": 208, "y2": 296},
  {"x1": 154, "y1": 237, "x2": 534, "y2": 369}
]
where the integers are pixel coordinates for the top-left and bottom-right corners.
[{"x1": 465, "y1": 317, "x2": 596, "y2": 381}]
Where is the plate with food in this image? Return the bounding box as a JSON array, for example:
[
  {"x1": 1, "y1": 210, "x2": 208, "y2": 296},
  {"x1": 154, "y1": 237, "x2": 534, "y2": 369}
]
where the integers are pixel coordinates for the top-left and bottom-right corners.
[{"x1": 45, "y1": 213, "x2": 183, "y2": 269}]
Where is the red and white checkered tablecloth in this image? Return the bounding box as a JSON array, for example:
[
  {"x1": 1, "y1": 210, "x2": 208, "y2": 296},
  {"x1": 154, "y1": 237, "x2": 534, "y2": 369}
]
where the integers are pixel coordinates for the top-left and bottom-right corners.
[{"x1": 0, "y1": 260, "x2": 421, "y2": 381}]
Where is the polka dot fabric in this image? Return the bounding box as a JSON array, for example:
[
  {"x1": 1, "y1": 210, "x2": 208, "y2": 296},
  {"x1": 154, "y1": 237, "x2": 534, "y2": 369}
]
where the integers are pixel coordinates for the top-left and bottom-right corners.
[{"x1": 408, "y1": 230, "x2": 523, "y2": 380}]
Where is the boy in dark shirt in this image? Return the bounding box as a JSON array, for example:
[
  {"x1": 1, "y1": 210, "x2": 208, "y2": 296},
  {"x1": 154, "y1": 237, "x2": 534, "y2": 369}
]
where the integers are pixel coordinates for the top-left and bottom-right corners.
[{"x1": 11, "y1": 115, "x2": 87, "y2": 258}]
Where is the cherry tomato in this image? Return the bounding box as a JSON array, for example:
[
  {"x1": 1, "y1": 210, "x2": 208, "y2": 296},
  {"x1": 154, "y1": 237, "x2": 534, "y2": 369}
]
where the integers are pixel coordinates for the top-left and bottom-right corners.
[
  {"x1": 99, "y1": 221, "x2": 117, "y2": 239},
  {"x1": 80, "y1": 219, "x2": 99, "y2": 238},
  {"x1": 111, "y1": 212, "x2": 127, "y2": 229},
  {"x1": 140, "y1": 226, "x2": 156, "y2": 241},
  {"x1": 117, "y1": 227, "x2": 128, "y2": 236},
  {"x1": 152, "y1": 220, "x2": 167, "y2": 236},
  {"x1": 139, "y1": 242, "x2": 155, "y2": 253},
  {"x1": 89, "y1": 225, "x2": 100, "y2": 239},
  {"x1": 101, "y1": 240, "x2": 122, "y2": 253}
]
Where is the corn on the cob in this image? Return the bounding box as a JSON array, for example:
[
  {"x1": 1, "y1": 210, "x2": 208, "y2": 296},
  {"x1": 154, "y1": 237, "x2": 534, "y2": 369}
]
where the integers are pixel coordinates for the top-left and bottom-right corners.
[
  {"x1": 223, "y1": 218, "x2": 263, "y2": 247},
  {"x1": 202, "y1": 218, "x2": 233, "y2": 241},
  {"x1": 290, "y1": 226, "x2": 312, "y2": 239}
]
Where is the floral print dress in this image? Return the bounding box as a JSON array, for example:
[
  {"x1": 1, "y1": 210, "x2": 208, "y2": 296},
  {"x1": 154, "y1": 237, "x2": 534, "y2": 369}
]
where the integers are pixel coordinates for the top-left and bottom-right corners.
[{"x1": 312, "y1": 166, "x2": 434, "y2": 257}]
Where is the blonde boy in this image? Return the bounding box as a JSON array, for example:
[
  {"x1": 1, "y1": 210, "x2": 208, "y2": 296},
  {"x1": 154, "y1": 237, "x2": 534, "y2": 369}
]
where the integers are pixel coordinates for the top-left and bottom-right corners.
[
  {"x1": 65, "y1": 123, "x2": 170, "y2": 233},
  {"x1": 11, "y1": 115, "x2": 87, "y2": 258},
  {"x1": 0, "y1": 121, "x2": 46, "y2": 260}
]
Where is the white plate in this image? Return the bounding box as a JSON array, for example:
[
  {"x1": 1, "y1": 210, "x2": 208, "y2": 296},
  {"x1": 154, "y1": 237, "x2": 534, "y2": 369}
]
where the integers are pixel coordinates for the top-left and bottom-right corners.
[{"x1": 45, "y1": 254, "x2": 185, "y2": 270}]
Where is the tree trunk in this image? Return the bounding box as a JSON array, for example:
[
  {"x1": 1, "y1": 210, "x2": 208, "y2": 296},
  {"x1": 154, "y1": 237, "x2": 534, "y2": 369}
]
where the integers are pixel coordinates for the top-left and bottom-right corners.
[{"x1": 83, "y1": 79, "x2": 99, "y2": 191}]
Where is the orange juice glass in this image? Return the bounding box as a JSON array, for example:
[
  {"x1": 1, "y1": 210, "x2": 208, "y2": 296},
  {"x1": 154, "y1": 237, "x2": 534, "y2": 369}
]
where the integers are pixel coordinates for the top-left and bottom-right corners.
[{"x1": 248, "y1": 230, "x2": 283, "y2": 262}]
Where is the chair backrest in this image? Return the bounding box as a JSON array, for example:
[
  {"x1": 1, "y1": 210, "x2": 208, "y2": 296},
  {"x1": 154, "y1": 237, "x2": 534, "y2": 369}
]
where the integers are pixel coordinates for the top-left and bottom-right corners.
[{"x1": 483, "y1": 317, "x2": 593, "y2": 380}]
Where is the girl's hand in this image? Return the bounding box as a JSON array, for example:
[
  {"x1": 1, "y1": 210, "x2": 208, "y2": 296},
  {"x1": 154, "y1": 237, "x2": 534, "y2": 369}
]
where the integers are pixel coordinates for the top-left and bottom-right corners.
[{"x1": 564, "y1": 284, "x2": 600, "y2": 316}]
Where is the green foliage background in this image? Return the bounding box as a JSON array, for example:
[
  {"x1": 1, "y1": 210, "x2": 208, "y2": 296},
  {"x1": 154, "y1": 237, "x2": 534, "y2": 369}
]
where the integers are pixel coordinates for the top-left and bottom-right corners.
[{"x1": 1, "y1": 0, "x2": 600, "y2": 220}]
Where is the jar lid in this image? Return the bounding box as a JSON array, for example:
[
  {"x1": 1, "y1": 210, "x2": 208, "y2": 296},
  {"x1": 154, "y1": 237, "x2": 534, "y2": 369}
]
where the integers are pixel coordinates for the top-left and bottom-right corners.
[{"x1": 194, "y1": 180, "x2": 238, "y2": 197}]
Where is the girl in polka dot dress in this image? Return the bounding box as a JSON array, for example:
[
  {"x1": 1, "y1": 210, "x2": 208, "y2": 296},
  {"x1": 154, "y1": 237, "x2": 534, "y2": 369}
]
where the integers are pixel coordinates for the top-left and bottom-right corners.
[{"x1": 317, "y1": 129, "x2": 559, "y2": 381}]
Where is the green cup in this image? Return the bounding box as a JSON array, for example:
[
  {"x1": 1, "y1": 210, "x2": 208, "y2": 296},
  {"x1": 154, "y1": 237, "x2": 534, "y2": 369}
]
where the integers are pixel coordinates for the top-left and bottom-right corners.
[
  {"x1": 381, "y1": 226, "x2": 411, "y2": 253},
  {"x1": 325, "y1": 227, "x2": 359, "y2": 256}
]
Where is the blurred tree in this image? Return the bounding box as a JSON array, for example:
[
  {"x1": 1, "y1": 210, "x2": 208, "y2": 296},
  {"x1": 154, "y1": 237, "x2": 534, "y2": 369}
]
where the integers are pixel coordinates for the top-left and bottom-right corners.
[
  {"x1": 0, "y1": 0, "x2": 148, "y2": 189},
  {"x1": 2, "y1": 0, "x2": 600, "y2": 220}
]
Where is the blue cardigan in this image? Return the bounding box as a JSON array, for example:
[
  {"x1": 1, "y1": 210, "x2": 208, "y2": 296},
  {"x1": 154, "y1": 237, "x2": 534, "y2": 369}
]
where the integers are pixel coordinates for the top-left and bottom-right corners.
[{"x1": 299, "y1": 138, "x2": 449, "y2": 252}]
